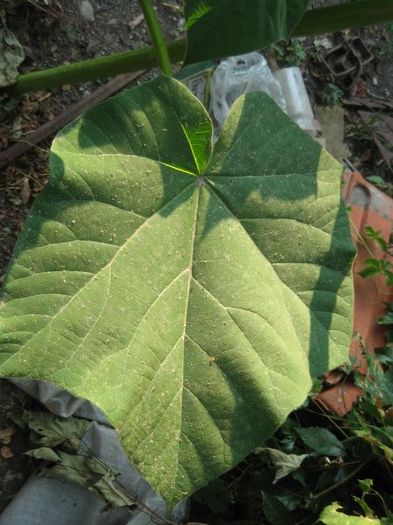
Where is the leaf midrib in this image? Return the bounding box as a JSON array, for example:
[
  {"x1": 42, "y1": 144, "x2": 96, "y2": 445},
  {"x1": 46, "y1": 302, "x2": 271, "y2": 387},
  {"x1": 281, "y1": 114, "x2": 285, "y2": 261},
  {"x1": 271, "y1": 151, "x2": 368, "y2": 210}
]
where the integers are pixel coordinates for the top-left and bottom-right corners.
[
  {"x1": 53, "y1": 150, "x2": 199, "y2": 177},
  {"x1": 170, "y1": 182, "x2": 201, "y2": 496}
]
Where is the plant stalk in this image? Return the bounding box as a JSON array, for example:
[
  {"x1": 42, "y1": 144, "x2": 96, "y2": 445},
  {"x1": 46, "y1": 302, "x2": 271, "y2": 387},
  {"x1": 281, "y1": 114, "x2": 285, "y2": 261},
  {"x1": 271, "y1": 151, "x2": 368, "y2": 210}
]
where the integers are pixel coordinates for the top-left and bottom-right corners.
[
  {"x1": 138, "y1": 0, "x2": 172, "y2": 76},
  {"x1": 7, "y1": 0, "x2": 393, "y2": 95},
  {"x1": 7, "y1": 40, "x2": 184, "y2": 96},
  {"x1": 310, "y1": 459, "x2": 369, "y2": 500}
]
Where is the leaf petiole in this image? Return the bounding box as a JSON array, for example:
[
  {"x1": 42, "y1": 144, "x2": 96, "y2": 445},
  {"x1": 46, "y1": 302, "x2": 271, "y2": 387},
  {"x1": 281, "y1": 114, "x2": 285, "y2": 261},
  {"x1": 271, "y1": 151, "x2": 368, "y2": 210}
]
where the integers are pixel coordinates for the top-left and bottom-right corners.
[{"x1": 138, "y1": 0, "x2": 173, "y2": 76}]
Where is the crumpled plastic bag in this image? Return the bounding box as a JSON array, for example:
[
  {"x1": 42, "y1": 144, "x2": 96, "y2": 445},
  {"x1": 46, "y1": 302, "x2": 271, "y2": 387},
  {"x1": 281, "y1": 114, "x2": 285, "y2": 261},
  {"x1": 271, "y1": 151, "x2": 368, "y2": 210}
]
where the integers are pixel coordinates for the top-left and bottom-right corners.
[{"x1": 209, "y1": 52, "x2": 287, "y2": 130}]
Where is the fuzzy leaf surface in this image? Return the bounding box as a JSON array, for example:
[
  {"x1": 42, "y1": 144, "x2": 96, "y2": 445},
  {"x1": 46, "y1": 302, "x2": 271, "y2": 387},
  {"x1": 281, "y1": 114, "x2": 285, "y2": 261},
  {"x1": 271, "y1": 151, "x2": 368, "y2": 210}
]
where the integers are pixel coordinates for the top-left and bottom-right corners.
[
  {"x1": 184, "y1": 0, "x2": 310, "y2": 63},
  {"x1": 0, "y1": 76, "x2": 354, "y2": 506}
]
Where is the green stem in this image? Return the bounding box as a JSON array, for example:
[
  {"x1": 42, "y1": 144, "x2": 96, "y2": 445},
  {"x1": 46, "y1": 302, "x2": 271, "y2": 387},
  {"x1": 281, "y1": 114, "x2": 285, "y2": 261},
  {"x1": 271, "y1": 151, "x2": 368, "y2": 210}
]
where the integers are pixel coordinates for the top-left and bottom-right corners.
[
  {"x1": 7, "y1": 0, "x2": 393, "y2": 95},
  {"x1": 7, "y1": 40, "x2": 184, "y2": 96},
  {"x1": 138, "y1": 0, "x2": 172, "y2": 76},
  {"x1": 310, "y1": 459, "x2": 369, "y2": 500}
]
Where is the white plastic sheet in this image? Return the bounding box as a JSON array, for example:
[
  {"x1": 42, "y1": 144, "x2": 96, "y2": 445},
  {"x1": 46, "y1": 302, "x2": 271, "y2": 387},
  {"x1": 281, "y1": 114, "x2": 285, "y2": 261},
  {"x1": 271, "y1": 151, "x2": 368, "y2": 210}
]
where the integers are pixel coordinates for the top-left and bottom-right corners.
[
  {"x1": 0, "y1": 380, "x2": 186, "y2": 525},
  {"x1": 209, "y1": 52, "x2": 287, "y2": 129}
]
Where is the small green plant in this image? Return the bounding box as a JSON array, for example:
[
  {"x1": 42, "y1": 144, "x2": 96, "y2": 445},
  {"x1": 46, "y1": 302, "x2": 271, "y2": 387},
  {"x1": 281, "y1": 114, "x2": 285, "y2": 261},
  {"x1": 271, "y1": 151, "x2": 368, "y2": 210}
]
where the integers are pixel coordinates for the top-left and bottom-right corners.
[
  {"x1": 360, "y1": 258, "x2": 393, "y2": 285},
  {"x1": 326, "y1": 83, "x2": 344, "y2": 106},
  {"x1": 363, "y1": 226, "x2": 389, "y2": 253},
  {"x1": 269, "y1": 38, "x2": 306, "y2": 65},
  {"x1": 366, "y1": 176, "x2": 386, "y2": 189},
  {"x1": 357, "y1": 225, "x2": 393, "y2": 286}
]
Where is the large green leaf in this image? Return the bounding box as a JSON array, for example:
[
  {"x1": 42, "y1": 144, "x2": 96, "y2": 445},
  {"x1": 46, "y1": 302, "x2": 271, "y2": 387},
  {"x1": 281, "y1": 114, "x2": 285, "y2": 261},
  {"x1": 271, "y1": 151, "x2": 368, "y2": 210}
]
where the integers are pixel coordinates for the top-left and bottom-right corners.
[
  {"x1": 0, "y1": 76, "x2": 354, "y2": 507},
  {"x1": 184, "y1": 0, "x2": 310, "y2": 64}
]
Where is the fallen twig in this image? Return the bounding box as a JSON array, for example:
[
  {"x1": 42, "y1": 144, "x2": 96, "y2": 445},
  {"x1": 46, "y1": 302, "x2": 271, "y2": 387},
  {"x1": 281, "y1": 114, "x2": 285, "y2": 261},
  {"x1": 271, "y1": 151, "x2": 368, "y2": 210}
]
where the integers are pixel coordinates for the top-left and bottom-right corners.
[
  {"x1": 0, "y1": 70, "x2": 145, "y2": 172},
  {"x1": 342, "y1": 96, "x2": 393, "y2": 112}
]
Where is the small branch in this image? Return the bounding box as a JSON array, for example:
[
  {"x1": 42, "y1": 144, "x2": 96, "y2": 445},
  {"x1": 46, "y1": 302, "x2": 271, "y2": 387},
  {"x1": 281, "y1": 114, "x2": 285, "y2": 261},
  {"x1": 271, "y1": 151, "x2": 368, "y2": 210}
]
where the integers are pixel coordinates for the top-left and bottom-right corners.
[
  {"x1": 138, "y1": 0, "x2": 172, "y2": 75},
  {"x1": 6, "y1": 40, "x2": 184, "y2": 96},
  {"x1": 0, "y1": 71, "x2": 145, "y2": 171},
  {"x1": 25, "y1": 0, "x2": 59, "y2": 17}
]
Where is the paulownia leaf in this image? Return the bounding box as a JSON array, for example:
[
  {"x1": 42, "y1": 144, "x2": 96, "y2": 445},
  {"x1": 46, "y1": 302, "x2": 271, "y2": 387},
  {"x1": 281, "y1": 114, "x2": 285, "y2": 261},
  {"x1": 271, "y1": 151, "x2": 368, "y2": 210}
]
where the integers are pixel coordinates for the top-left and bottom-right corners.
[
  {"x1": 0, "y1": 76, "x2": 354, "y2": 507},
  {"x1": 184, "y1": 0, "x2": 310, "y2": 64}
]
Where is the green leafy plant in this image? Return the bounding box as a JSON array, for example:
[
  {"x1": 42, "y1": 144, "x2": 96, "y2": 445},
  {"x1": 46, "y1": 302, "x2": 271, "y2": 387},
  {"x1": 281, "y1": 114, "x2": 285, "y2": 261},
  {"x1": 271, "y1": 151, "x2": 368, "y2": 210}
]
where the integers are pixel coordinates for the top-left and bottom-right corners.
[
  {"x1": 366, "y1": 176, "x2": 386, "y2": 189},
  {"x1": 0, "y1": 73, "x2": 354, "y2": 506},
  {"x1": 357, "y1": 225, "x2": 393, "y2": 286},
  {"x1": 4, "y1": 0, "x2": 389, "y2": 515},
  {"x1": 326, "y1": 83, "x2": 344, "y2": 106},
  {"x1": 363, "y1": 227, "x2": 389, "y2": 253},
  {"x1": 359, "y1": 259, "x2": 393, "y2": 285},
  {"x1": 269, "y1": 39, "x2": 307, "y2": 66}
]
